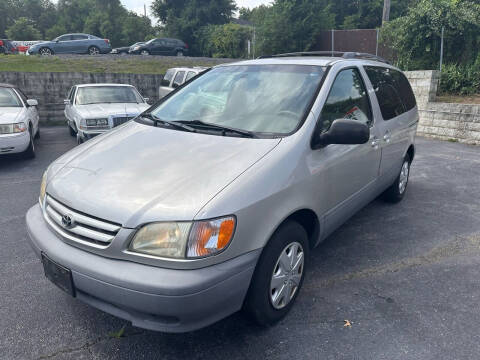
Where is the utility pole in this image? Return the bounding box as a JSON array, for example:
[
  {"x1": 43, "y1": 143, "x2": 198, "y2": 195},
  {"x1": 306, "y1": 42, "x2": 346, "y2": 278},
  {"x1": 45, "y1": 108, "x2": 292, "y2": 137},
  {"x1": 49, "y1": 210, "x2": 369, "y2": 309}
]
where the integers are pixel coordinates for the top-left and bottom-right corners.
[
  {"x1": 144, "y1": 4, "x2": 147, "y2": 17},
  {"x1": 382, "y1": 0, "x2": 390, "y2": 25}
]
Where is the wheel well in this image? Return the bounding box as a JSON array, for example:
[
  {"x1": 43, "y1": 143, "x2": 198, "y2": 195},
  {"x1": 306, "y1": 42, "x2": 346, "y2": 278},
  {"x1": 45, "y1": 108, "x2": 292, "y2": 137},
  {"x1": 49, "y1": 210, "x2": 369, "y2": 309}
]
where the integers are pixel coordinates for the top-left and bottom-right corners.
[
  {"x1": 282, "y1": 209, "x2": 320, "y2": 249},
  {"x1": 407, "y1": 145, "x2": 415, "y2": 162}
]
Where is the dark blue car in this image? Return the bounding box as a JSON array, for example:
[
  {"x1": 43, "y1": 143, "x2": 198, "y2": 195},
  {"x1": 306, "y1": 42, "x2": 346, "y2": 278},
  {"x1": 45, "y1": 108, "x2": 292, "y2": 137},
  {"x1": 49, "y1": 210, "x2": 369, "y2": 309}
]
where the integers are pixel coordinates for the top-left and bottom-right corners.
[{"x1": 27, "y1": 33, "x2": 111, "y2": 56}]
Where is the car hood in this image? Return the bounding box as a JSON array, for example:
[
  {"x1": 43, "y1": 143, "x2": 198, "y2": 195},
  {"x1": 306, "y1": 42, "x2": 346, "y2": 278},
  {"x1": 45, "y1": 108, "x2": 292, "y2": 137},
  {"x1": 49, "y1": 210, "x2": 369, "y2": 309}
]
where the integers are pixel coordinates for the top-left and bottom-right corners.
[
  {"x1": 48, "y1": 121, "x2": 281, "y2": 227},
  {"x1": 76, "y1": 103, "x2": 150, "y2": 118},
  {"x1": 0, "y1": 107, "x2": 24, "y2": 124}
]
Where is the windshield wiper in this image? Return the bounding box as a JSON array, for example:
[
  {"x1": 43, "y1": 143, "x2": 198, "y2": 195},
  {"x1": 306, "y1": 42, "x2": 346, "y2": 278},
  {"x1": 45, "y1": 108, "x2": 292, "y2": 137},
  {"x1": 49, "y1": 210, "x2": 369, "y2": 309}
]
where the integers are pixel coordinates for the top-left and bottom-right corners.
[
  {"x1": 178, "y1": 120, "x2": 258, "y2": 138},
  {"x1": 141, "y1": 113, "x2": 196, "y2": 132}
]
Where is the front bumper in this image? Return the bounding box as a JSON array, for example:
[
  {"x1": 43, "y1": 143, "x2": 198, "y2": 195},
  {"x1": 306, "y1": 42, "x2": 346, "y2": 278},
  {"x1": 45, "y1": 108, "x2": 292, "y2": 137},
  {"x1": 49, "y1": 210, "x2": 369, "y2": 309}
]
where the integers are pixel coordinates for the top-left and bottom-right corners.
[
  {"x1": 26, "y1": 204, "x2": 260, "y2": 332},
  {"x1": 0, "y1": 132, "x2": 30, "y2": 154},
  {"x1": 78, "y1": 129, "x2": 109, "y2": 141}
]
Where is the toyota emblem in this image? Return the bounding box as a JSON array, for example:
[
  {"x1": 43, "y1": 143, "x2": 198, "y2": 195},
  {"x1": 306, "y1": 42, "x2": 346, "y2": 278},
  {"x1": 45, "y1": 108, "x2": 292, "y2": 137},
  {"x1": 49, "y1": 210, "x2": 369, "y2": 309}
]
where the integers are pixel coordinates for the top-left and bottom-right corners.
[{"x1": 61, "y1": 214, "x2": 74, "y2": 228}]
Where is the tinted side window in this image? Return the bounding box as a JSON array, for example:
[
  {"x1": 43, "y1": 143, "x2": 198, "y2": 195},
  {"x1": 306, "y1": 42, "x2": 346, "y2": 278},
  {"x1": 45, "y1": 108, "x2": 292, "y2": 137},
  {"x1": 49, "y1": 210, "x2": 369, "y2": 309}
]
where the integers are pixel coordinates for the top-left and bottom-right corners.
[
  {"x1": 320, "y1": 68, "x2": 373, "y2": 133},
  {"x1": 172, "y1": 71, "x2": 186, "y2": 88},
  {"x1": 68, "y1": 87, "x2": 76, "y2": 101},
  {"x1": 391, "y1": 70, "x2": 416, "y2": 111},
  {"x1": 58, "y1": 35, "x2": 72, "y2": 42},
  {"x1": 72, "y1": 35, "x2": 88, "y2": 40},
  {"x1": 161, "y1": 69, "x2": 175, "y2": 87},
  {"x1": 364, "y1": 67, "x2": 410, "y2": 120}
]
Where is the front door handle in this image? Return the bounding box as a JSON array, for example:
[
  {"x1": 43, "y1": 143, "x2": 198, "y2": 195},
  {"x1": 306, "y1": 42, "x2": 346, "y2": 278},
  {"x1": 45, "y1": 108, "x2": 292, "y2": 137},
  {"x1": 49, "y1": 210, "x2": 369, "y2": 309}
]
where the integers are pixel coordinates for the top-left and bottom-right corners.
[{"x1": 371, "y1": 136, "x2": 379, "y2": 149}]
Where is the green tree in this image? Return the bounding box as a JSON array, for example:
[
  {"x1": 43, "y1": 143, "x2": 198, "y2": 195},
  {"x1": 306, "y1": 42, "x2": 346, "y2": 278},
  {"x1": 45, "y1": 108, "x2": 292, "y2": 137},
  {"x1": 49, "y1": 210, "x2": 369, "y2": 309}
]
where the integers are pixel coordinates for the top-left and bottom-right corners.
[
  {"x1": 380, "y1": 0, "x2": 480, "y2": 69},
  {"x1": 121, "y1": 12, "x2": 155, "y2": 45},
  {"x1": 196, "y1": 23, "x2": 252, "y2": 58},
  {"x1": 151, "y1": 0, "x2": 237, "y2": 54},
  {"x1": 6, "y1": 17, "x2": 42, "y2": 40}
]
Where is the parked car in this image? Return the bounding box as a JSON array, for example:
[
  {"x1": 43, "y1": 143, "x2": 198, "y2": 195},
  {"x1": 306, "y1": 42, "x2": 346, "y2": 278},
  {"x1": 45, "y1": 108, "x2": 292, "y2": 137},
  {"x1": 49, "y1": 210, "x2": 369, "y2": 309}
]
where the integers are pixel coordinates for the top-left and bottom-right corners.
[
  {"x1": 111, "y1": 42, "x2": 144, "y2": 55},
  {"x1": 64, "y1": 83, "x2": 150, "y2": 143},
  {"x1": 27, "y1": 34, "x2": 111, "y2": 56},
  {"x1": 0, "y1": 39, "x2": 18, "y2": 54},
  {"x1": 26, "y1": 52, "x2": 418, "y2": 333},
  {"x1": 159, "y1": 67, "x2": 207, "y2": 98},
  {"x1": 0, "y1": 83, "x2": 39, "y2": 158},
  {"x1": 129, "y1": 38, "x2": 188, "y2": 56}
]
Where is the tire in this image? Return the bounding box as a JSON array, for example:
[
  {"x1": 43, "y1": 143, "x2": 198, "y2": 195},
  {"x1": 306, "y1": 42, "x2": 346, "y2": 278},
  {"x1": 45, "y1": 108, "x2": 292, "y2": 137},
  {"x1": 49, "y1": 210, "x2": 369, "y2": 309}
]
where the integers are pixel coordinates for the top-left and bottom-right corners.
[
  {"x1": 77, "y1": 134, "x2": 84, "y2": 145},
  {"x1": 22, "y1": 126, "x2": 36, "y2": 159},
  {"x1": 68, "y1": 122, "x2": 77, "y2": 137},
  {"x1": 382, "y1": 154, "x2": 411, "y2": 203},
  {"x1": 34, "y1": 126, "x2": 40, "y2": 139},
  {"x1": 140, "y1": 50, "x2": 150, "y2": 56},
  {"x1": 243, "y1": 220, "x2": 309, "y2": 326},
  {"x1": 39, "y1": 47, "x2": 53, "y2": 56},
  {"x1": 176, "y1": 50, "x2": 184, "y2": 57},
  {"x1": 88, "y1": 46, "x2": 100, "y2": 55}
]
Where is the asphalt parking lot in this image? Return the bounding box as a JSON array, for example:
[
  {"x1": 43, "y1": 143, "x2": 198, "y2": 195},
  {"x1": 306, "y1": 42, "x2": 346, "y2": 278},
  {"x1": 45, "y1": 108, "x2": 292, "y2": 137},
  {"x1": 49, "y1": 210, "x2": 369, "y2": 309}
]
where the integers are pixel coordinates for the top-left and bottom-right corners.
[{"x1": 1, "y1": 127, "x2": 480, "y2": 360}]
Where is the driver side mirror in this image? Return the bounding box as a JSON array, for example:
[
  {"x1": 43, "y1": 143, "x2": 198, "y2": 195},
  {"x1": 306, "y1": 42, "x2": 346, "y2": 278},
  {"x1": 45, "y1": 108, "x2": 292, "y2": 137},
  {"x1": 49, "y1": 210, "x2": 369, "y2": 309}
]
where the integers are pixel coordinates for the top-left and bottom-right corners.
[
  {"x1": 143, "y1": 97, "x2": 150, "y2": 104},
  {"x1": 63, "y1": 99, "x2": 71, "y2": 105},
  {"x1": 313, "y1": 119, "x2": 369, "y2": 148},
  {"x1": 26, "y1": 99, "x2": 38, "y2": 107}
]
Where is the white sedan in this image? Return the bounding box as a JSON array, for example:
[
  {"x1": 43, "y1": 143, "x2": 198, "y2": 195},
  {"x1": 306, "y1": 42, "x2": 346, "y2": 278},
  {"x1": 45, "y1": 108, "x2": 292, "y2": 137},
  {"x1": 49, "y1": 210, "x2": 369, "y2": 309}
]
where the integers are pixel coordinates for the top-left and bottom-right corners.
[
  {"x1": 0, "y1": 84, "x2": 39, "y2": 159},
  {"x1": 64, "y1": 84, "x2": 151, "y2": 143}
]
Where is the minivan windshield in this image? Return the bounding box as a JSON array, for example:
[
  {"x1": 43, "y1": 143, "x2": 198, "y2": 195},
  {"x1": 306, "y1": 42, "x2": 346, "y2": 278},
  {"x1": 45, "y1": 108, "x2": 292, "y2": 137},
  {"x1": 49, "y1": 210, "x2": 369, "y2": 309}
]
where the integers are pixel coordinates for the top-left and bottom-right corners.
[
  {"x1": 150, "y1": 65, "x2": 325, "y2": 135},
  {"x1": 76, "y1": 86, "x2": 144, "y2": 105}
]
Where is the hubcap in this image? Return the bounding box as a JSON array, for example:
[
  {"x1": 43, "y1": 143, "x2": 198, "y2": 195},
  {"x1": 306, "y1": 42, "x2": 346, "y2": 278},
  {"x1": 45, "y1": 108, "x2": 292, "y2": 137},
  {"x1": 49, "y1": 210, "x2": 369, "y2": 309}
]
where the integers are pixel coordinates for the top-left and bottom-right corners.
[
  {"x1": 90, "y1": 47, "x2": 99, "y2": 55},
  {"x1": 141, "y1": 50, "x2": 149, "y2": 55},
  {"x1": 40, "y1": 48, "x2": 51, "y2": 55},
  {"x1": 270, "y1": 242, "x2": 304, "y2": 310},
  {"x1": 399, "y1": 161, "x2": 410, "y2": 194}
]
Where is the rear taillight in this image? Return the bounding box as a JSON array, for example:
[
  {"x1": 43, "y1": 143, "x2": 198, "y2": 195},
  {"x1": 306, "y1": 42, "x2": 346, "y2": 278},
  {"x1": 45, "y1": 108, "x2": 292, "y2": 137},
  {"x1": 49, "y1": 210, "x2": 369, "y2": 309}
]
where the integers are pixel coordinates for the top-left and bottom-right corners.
[
  {"x1": 184, "y1": 43, "x2": 189, "y2": 49},
  {"x1": 0, "y1": 40, "x2": 3, "y2": 46},
  {"x1": 104, "y1": 39, "x2": 110, "y2": 44}
]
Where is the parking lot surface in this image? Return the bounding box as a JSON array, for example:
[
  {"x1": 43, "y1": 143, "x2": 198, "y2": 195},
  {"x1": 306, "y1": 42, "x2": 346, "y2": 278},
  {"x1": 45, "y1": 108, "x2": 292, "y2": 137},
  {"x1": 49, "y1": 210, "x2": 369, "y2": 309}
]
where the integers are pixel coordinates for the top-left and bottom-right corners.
[{"x1": 1, "y1": 127, "x2": 480, "y2": 360}]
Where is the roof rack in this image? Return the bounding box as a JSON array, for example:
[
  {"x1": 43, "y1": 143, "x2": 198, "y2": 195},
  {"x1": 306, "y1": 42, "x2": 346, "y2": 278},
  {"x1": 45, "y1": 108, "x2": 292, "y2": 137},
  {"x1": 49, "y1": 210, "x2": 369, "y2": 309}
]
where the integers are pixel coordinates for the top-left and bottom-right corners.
[{"x1": 258, "y1": 51, "x2": 390, "y2": 64}]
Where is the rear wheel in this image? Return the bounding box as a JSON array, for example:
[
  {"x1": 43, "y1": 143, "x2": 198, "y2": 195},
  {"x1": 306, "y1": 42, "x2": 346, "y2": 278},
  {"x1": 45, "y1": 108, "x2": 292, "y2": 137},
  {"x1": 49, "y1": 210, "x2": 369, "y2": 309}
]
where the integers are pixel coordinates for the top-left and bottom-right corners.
[
  {"x1": 140, "y1": 50, "x2": 150, "y2": 56},
  {"x1": 382, "y1": 154, "x2": 411, "y2": 203},
  {"x1": 176, "y1": 50, "x2": 184, "y2": 57},
  {"x1": 88, "y1": 46, "x2": 100, "y2": 55},
  {"x1": 243, "y1": 220, "x2": 308, "y2": 326}
]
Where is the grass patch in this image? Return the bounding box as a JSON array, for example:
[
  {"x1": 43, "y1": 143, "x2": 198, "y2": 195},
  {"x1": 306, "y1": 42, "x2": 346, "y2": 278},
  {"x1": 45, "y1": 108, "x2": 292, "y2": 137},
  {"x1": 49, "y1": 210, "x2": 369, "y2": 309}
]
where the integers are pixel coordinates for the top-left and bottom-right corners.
[{"x1": 0, "y1": 55, "x2": 233, "y2": 74}]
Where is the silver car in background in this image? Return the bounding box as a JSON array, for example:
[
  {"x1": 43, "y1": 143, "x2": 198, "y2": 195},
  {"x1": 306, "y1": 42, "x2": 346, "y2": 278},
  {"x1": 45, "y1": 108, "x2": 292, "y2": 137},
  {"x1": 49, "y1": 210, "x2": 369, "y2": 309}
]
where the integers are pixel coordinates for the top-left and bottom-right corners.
[
  {"x1": 159, "y1": 67, "x2": 207, "y2": 98},
  {"x1": 64, "y1": 84, "x2": 150, "y2": 143},
  {"x1": 26, "y1": 53, "x2": 418, "y2": 333}
]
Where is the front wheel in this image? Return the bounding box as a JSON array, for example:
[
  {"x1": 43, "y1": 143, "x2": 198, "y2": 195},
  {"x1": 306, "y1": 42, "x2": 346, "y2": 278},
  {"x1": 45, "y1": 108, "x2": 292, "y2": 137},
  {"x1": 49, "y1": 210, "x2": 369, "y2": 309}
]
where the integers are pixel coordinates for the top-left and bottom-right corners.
[
  {"x1": 22, "y1": 126, "x2": 36, "y2": 159},
  {"x1": 68, "y1": 122, "x2": 77, "y2": 137},
  {"x1": 176, "y1": 50, "x2": 184, "y2": 57},
  {"x1": 39, "y1": 47, "x2": 53, "y2": 56},
  {"x1": 382, "y1": 154, "x2": 411, "y2": 203},
  {"x1": 88, "y1": 46, "x2": 100, "y2": 55},
  {"x1": 243, "y1": 220, "x2": 308, "y2": 326},
  {"x1": 140, "y1": 50, "x2": 150, "y2": 56}
]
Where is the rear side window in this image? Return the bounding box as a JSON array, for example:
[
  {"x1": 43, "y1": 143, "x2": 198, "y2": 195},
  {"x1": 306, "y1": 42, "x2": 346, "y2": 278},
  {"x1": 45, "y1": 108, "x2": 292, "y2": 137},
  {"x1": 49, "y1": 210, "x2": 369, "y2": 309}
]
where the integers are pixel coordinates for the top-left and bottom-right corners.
[
  {"x1": 173, "y1": 71, "x2": 186, "y2": 88},
  {"x1": 185, "y1": 71, "x2": 197, "y2": 82},
  {"x1": 364, "y1": 67, "x2": 415, "y2": 120},
  {"x1": 72, "y1": 34, "x2": 88, "y2": 40},
  {"x1": 320, "y1": 68, "x2": 373, "y2": 133},
  {"x1": 161, "y1": 69, "x2": 175, "y2": 87}
]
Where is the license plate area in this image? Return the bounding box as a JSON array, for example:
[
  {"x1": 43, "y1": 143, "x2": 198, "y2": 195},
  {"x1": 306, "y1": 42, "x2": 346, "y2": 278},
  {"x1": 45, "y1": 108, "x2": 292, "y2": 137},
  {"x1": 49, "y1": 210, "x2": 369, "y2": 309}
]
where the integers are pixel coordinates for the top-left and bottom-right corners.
[{"x1": 41, "y1": 253, "x2": 76, "y2": 297}]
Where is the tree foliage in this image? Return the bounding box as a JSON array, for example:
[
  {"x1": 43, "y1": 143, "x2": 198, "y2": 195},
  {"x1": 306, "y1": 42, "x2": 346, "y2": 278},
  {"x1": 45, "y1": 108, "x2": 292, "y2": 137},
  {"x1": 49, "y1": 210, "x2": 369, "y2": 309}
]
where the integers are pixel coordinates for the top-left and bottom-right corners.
[
  {"x1": 151, "y1": 0, "x2": 237, "y2": 54},
  {"x1": 6, "y1": 17, "x2": 42, "y2": 40},
  {"x1": 196, "y1": 23, "x2": 252, "y2": 58}
]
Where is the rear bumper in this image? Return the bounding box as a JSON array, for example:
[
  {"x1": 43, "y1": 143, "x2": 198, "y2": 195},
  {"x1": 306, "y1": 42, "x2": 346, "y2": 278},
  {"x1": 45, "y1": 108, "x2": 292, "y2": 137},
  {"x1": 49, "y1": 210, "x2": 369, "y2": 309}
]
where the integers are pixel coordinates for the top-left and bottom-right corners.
[
  {"x1": 0, "y1": 132, "x2": 30, "y2": 154},
  {"x1": 26, "y1": 204, "x2": 260, "y2": 332}
]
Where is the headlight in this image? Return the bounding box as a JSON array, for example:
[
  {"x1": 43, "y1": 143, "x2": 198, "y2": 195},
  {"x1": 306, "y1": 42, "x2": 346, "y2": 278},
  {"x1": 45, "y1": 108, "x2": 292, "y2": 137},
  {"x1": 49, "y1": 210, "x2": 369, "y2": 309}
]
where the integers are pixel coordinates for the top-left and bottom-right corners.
[
  {"x1": 0, "y1": 122, "x2": 27, "y2": 134},
  {"x1": 39, "y1": 171, "x2": 47, "y2": 207},
  {"x1": 111, "y1": 49, "x2": 118, "y2": 53},
  {"x1": 129, "y1": 216, "x2": 236, "y2": 259},
  {"x1": 133, "y1": 46, "x2": 140, "y2": 50},
  {"x1": 85, "y1": 118, "x2": 108, "y2": 127}
]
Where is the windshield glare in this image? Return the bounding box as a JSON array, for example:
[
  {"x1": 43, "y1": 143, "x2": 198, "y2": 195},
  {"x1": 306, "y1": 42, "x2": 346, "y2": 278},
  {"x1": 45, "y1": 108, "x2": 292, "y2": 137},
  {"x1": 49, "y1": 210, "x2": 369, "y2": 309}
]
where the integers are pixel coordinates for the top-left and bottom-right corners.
[
  {"x1": 0, "y1": 88, "x2": 22, "y2": 108},
  {"x1": 76, "y1": 86, "x2": 144, "y2": 105},
  {"x1": 150, "y1": 65, "x2": 325, "y2": 135}
]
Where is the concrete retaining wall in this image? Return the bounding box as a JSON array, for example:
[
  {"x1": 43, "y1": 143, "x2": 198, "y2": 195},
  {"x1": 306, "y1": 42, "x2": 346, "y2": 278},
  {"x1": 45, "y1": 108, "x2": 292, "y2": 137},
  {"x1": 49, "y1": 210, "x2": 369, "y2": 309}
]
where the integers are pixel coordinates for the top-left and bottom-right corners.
[
  {"x1": 0, "y1": 72, "x2": 163, "y2": 125},
  {"x1": 404, "y1": 70, "x2": 480, "y2": 145}
]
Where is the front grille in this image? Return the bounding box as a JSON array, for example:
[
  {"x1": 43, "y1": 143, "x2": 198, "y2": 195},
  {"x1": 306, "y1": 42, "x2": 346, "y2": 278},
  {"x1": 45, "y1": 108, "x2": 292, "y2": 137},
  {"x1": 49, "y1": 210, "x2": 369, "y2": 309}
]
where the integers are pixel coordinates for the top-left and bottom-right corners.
[
  {"x1": 112, "y1": 116, "x2": 134, "y2": 127},
  {"x1": 43, "y1": 195, "x2": 121, "y2": 248}
]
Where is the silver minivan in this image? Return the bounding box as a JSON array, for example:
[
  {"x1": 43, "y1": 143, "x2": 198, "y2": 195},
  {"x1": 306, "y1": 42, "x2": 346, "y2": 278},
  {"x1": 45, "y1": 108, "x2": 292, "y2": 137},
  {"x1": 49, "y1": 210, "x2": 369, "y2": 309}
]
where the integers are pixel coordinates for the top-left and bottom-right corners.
[{"x1": 26, "y1": 53, "x2": 418, "y2": 333}]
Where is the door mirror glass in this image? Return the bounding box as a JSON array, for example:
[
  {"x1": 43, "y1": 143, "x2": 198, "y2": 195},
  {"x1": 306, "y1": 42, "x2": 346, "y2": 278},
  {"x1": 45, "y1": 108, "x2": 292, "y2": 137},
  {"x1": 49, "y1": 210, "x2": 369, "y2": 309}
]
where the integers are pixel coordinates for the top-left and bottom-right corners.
[
  {"x1": 64, "y1": 99, "x2": 71, "y2": 105},
  {"x1": 26, "y1": 99, "x2": 38, "y2": 107},
  {"x1": 143, "y1": 97, "x2": 150, "y2": 104},
  {"x1": 317, "y1": 119, "x2": 369, "y2": 146}
]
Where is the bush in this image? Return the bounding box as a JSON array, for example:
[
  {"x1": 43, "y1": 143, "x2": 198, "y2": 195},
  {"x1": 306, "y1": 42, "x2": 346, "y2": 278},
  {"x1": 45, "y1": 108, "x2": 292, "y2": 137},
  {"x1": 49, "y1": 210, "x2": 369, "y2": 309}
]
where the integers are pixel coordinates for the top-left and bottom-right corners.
[
  {"x1": 196, "y1": 23, "x2": 252, "y2": 58},
  {"x1": 440, "y1": 62, "x2": 480, "y2": 95}
]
